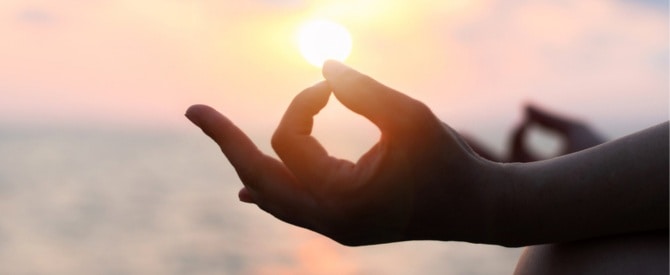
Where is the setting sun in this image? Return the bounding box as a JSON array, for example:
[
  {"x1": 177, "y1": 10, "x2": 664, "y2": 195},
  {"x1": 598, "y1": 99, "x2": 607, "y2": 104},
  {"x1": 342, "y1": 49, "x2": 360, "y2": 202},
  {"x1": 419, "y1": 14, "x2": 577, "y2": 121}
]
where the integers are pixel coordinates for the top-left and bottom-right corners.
[{"x1": 297, "y1": 19, "x2": 352, "y2": 67}]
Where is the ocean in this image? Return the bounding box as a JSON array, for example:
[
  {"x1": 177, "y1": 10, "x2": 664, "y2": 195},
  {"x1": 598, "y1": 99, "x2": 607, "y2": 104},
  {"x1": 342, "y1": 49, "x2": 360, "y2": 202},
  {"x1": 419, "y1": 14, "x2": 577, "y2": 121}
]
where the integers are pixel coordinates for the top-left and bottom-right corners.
[{"x1": 0, "y1": 125, "x2": 522, "y2": 274}]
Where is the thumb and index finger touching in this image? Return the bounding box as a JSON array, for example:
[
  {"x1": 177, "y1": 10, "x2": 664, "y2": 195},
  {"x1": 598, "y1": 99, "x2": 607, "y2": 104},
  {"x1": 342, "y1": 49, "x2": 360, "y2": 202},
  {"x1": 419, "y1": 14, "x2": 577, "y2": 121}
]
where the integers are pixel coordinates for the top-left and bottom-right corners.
[
  {"x1": 523, "y1": 105, "x2": 577, "y2": 133},
  {"x1": 186, "y1": 61, "x2": 417, "y2": 190},
  {"x1": 273, "y1": 61, "x2": 410, "y2": 183},
  {"x1": 512, "y1": 105, "x2": 577, "y2": 147},
  {"x1": 272, "y1": 60, "x2": 429, "y2": 187},
  {"x1": 271, "y1": 81, "x2": 347, "y2": 185},
  {"x1": 322, "y1": 60, "x2": 423, "y2": 135},
  {"x1": 511, "y1": 105, "x2": 574, "y2": 161}
]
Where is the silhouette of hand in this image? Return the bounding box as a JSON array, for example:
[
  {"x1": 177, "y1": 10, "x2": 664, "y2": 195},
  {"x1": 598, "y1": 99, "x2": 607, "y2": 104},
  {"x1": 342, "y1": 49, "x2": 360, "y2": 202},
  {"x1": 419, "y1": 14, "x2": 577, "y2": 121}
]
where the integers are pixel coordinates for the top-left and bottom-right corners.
[
  {"x1": 510, "y1": 105, "x2": 605, "y2": 162},
  {"x1": 186, "y1": 61, "x2": 499, "y2": 246}
]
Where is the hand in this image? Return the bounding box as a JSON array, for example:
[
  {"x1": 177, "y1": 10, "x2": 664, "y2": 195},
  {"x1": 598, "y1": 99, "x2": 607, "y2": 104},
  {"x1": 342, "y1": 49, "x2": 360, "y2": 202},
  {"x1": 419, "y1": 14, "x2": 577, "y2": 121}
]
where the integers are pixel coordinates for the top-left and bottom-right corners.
[
  {"x1": 185, "y1": 61, "x2": 501, "y2": 246},
  {"x1": 510, "y1": 105, "x2": 606, "y2": 162}
]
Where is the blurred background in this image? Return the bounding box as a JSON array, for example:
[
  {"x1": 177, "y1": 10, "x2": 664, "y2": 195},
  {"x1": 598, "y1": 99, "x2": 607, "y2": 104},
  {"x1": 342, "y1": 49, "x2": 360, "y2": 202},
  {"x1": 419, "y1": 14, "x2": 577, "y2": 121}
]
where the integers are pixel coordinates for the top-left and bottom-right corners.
[{"x1": 1, "y1": 0, "x2": 667, "y2": 274}]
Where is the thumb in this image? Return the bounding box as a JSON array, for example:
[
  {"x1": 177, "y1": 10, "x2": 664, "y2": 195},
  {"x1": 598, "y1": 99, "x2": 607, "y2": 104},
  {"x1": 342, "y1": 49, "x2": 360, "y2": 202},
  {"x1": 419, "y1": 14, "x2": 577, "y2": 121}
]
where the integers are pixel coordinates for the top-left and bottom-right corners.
[{"x1": 322, "y1": 60, "x2": 426, "y2": 134}]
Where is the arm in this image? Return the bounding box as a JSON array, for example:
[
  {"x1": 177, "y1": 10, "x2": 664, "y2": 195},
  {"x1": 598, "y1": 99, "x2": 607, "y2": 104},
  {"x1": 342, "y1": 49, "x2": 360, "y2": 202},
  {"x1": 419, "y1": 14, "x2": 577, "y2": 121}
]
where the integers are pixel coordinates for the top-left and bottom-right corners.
[
  {"x1": 186, "y1": 61, "x2": 668, "y2": 247},
  {"x1": 497, "y1": 122, "x2": 668, "y2": 246}
]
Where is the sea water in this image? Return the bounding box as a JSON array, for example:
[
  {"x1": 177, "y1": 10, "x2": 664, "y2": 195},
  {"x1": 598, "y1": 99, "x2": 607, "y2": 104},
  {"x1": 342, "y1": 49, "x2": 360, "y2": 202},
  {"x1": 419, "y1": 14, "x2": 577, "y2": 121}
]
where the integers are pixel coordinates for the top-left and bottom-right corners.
[{"x1": 0, "y1": 125, "x2": 521, "y2": 275}]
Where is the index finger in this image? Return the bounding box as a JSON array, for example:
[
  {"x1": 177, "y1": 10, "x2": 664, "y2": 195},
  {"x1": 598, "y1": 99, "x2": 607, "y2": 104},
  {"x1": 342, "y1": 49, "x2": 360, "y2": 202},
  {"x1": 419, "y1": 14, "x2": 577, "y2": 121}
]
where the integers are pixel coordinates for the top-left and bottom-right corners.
[
  {"x1": 272, "y1": 81, "x2": 354, "y2": 185},
  {"x1": 185, "y1": 105, "x2": 323, "y2": 230},
  {"x1": 185, "y1": 104, "x2": 269, "y2": 190}
]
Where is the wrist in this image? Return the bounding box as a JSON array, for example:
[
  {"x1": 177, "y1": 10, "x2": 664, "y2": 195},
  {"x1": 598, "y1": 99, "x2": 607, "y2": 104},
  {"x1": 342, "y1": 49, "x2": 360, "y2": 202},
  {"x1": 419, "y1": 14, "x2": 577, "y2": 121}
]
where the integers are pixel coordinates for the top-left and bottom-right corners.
[
  {"x1": 403, "y1": 155, "x2": 523, "y2": 245},
  {"x1": 479, "y1": 160, "x2": 534, "y2": 247}
]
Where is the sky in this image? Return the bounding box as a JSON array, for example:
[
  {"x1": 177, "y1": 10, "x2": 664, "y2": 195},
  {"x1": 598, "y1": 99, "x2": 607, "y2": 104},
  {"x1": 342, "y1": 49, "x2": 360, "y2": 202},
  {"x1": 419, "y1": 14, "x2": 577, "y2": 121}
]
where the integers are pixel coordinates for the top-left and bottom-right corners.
[
  {"x1": 1, "y1": 0, "x2": 668, "y2": 154},
  {"x1": 0, "y1": 2, "x2": 667, "y2": 273}
]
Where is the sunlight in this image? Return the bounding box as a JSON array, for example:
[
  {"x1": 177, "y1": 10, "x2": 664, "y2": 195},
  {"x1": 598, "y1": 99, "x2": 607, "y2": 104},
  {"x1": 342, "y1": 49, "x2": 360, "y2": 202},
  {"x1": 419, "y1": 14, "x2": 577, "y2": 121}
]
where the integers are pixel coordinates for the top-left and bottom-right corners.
[{"x1": 297, "y1": 19, "x2": 352, "y2": 67}]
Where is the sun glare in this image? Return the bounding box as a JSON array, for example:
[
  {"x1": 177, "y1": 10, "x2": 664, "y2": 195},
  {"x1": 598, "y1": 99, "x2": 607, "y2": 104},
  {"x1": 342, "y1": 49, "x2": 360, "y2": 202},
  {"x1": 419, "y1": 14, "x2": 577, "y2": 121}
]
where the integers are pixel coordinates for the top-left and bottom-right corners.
[{"x1": 297, "y1": 19, "x2": 352, "y2": 67}]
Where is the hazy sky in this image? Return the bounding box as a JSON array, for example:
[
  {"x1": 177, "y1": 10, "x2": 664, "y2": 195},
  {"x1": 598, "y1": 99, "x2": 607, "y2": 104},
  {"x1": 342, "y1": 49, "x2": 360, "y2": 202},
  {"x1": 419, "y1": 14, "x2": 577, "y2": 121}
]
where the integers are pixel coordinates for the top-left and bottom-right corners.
[
  {"x1": 1, "y1": 2, "x2": 667, "y2": 273},
  {"x1": 1, "y1": 0, "x2": 668, "y2": 149}
]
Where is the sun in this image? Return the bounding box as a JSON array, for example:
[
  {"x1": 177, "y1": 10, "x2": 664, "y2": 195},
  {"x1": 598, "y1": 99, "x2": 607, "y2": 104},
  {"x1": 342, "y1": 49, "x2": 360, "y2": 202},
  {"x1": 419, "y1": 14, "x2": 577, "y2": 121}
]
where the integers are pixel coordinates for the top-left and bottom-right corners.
[{"x1": 297, "y1": 19, "x2": 352, "y2": 67}]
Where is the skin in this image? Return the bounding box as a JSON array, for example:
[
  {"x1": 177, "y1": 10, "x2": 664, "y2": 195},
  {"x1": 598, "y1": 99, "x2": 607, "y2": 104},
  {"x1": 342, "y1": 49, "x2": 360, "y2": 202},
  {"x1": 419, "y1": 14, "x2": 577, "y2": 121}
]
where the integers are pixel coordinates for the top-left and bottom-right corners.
[
  {"x1": 500, "y1": 106, "x2": 668, "y2": 274},
  {"x1": 185, "y1": 61, "x2": 668, "y2": 249},
  {"x1": 498, "y1": 121, "x2": 668, "y2": 246}
]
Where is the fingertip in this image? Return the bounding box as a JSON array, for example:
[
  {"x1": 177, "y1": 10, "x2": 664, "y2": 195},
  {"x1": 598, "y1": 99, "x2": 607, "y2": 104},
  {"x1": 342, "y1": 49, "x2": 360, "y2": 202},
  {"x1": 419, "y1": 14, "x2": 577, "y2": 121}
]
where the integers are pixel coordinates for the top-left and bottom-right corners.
[
  {"x1": 322, "y1": 59, "x2": 348, "y2": 79},
  {"x1": 525, "y1": 104, "x2": 542, "y2": 118},
  {"x1": 308, "y1": 80, "x2": 332, "y2": 95},
  {"x1": 238, "y1": 187, "x2": 255, "y2": 204},
  {"x1": 276, "y1": 80, "x2": 332, "y2": 136},
  {"x1": 185, "y1": 104, "x2": 215, "y2": 125},
  {"x1": 524, "y1": 102, "x2": 559, "y2": 122},
  {"x1": 323, "y1": 62, "x2": 421, "y2": 134},
  {"x1": 185, "y1": 104, "x2": 212, "y2": 115}
]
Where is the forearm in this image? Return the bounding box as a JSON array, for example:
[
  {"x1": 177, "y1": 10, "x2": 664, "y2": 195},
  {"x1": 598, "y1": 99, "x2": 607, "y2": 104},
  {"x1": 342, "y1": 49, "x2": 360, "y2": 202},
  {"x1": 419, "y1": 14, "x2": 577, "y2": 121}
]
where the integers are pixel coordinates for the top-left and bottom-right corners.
[{"x1": 496, "y1": 122, "x2": 669, "y2": 246}]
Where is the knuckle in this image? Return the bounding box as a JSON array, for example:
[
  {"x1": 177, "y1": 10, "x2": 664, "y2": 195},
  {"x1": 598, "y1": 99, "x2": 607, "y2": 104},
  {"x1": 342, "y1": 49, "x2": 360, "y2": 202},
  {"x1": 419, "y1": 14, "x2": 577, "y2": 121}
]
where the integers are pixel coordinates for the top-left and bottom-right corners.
[
  {"x1": 406, "y1": 99, "x2": 432, "y2": 117},
  {"x1": 270, "y1": 130, "x2": 287, "y2": 153},
  {"x1": 396, "y1": 100, "x2": 435, "y2": 129}
]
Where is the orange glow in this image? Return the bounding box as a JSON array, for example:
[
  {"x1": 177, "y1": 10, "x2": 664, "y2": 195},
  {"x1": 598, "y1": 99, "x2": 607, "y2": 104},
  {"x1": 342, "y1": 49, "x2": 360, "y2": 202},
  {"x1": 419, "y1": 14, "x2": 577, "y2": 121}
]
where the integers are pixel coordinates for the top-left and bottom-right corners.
[{"x1": 252, "y1": 236, "x2": 358, "y2": 275}]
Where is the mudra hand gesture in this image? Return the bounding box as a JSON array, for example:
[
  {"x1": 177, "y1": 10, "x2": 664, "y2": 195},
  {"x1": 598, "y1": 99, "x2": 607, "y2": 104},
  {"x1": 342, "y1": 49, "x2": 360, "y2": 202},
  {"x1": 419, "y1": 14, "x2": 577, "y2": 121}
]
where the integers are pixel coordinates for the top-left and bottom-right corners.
[
  {"x1": 186, "y1": 61, "x2": 499, "y2": 246},
  {"x1": 186, "y1": 61, "x2": 668, "y2": 248}
]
